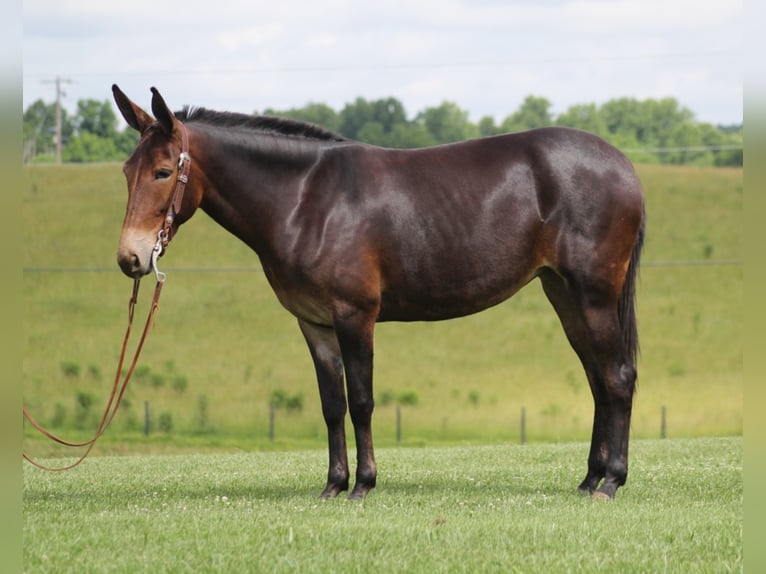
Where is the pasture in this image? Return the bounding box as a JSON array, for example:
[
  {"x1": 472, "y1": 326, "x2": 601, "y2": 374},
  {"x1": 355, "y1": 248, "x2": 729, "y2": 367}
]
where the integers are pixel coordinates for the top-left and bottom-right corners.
[
  {"x1": 22, "y1": 162, "x2": 742, "y2": 451},
  {"x1": 24, "y1": 437, "x2": 742, "y2": 572}
]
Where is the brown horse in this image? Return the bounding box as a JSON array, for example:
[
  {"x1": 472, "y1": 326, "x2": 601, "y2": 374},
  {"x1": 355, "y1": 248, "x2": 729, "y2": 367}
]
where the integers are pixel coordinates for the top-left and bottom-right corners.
[{"x1": 112, "y1": 85, "x2": 645, "y2": 500}]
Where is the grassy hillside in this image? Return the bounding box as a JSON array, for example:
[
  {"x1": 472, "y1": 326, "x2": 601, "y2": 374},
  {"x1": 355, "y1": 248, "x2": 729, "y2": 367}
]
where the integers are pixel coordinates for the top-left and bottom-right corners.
[{"x1": 22, "y1": 162, "x2": 742, "y2": 453}]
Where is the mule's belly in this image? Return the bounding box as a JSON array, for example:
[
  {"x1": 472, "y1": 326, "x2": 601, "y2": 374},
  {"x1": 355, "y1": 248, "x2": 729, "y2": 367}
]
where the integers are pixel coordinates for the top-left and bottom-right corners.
[{"x1": 376, "y1": 259, "x2": 539, "y2": 322}]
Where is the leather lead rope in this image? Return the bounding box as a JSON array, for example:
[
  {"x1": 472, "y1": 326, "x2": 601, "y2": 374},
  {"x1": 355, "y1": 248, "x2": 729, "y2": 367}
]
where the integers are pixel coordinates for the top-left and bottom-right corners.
[
  {"x1": 23, "y1": 122, "x2": 190, "y2": 471},
  {"x1": 23, "y1": 280, "x2": 163, "y2": 471}
]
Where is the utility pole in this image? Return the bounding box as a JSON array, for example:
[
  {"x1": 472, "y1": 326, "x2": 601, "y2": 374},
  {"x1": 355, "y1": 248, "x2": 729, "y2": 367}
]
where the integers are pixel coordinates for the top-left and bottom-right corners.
[{"x1": 42, "y1": 76, "x2": 72, "y2": 164}]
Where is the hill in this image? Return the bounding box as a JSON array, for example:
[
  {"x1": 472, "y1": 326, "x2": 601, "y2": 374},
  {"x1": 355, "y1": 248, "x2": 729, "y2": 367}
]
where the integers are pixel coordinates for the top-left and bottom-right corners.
[{"x1": 22, "y1": 162, "x2": 742, "y2": 451}]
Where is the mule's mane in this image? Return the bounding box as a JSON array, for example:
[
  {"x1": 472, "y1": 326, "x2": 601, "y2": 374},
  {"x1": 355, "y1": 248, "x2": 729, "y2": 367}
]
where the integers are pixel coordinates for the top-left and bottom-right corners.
[{"x1": 175, "y1": 106, "x2": 347, "y2": 142}]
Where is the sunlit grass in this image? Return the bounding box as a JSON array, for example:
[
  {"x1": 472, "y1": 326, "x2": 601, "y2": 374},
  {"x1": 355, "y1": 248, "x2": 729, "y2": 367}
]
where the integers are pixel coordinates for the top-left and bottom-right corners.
[{"x1": 24, "y1": 437, "x2": 742, "y2": 573}]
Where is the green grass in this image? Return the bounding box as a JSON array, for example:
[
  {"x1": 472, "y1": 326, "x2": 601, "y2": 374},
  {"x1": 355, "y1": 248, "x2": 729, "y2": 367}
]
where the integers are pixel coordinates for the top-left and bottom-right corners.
[
  {"x1": 22, "y1": 163, "x2": 742, "y2": 451},
  {"x1": 24, "y1": 437, "x2": 742, "y2": 573}
]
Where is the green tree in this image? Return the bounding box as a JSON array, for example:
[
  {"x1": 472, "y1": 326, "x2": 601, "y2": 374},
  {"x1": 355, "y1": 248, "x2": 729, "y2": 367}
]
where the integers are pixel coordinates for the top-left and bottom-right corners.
[
  {"x1": 478, "y1": 115, "x2": 501, "y2": 137},
  {"x1": 262, "y1": 102, "x2": 340, "y2": 133},
  {"x1": 501, "y1": 95, "x2": 553, "y2": 132},
  {"x1": 386, "y1": 122, "x2": 437, "y2": 148},
  {"x1": 370, "y1": 97, "x2": 408, "y2": 134},
  {"x1": 114, "y1": 129, "x2": 140, "y2": 158},
  {"x1": 600, "y1": 97, "x2": 651, "y2": 142},
  {"x1": 74, "y1": 99, "x2": 119, "y2": 139},
  {"x1": 62, "y1": 98, "x2": 135, "y2": 163},
  {"x1": 416, "y1": 101, "x2": 478, "y2": 144},
  {"x1": 23, "y1": 93, "x2": 741, "y2": 166},
  {"x1": 339, "y1": 96, "x2": 409, "y2": 141},
  {"x1": 710, "y1": 125, "x2": 742, "y2": 167},
  {"x1": 556, "y1": 103, "x2": 607, "y2": 137},
  {"x1": 62, "y1": 132, "x2": 120, "y2": 163},
  {"x1": 642, "y1": 98, "x2": 695, "y2": 149},
  {"x1": 356, "y1": 121, "x2": 388, "y2": 146},
  {"x1": 339, "y1": 97, "x2": 375, "y2": 139},
  {"x1": 23, "y1": 99, "x2": 74, "y2": 163},
  {"x1": 665, "y1": 122, "x2": 711, "y2": 165}
]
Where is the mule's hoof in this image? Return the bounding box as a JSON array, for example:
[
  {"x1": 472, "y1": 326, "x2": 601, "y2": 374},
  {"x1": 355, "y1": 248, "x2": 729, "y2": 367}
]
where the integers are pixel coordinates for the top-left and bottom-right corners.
[
  {"x1": 347, "y1": 484, "x2": 373, "y2": 501},
  {"x1": 319, "y1": 483, "x2": 347, "y2": 500},
  {"x1": 591, "y1": 491, "x2": 612, "y2": 501}
]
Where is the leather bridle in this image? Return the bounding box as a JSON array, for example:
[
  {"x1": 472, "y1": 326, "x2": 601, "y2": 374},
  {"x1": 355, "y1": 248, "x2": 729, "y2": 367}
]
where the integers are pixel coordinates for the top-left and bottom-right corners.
[{"x1": 23, "y1": 122, "x2": 192, "y2": 471}]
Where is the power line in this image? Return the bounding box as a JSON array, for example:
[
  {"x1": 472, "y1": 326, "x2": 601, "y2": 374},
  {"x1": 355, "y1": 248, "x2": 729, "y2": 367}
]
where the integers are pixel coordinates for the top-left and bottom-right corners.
[{"x1": 22, "y1": 50, "x2": 739, "y2": 79}]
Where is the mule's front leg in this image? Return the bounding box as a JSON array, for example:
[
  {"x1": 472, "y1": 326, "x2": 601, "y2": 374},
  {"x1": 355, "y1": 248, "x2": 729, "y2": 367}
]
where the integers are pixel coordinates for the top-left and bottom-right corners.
[
  {"x1": 333, "y1": 305, "x2": 378, "y2": 500},
  {"x1": 578, "y1": 389, "x2": 609, "y2": 495},
  {"x1": 299, "y1": 320, "x2": 350, "y2": 499}
]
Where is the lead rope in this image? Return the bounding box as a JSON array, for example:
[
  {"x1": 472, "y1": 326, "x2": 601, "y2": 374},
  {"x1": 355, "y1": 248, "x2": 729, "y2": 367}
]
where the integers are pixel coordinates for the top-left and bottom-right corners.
[
  {"x1": 23, "y1": 122, "x2": 189, "y2": 471},
  {"x1": 23, "y1": 273, "x2": 165, "y2": 471}
]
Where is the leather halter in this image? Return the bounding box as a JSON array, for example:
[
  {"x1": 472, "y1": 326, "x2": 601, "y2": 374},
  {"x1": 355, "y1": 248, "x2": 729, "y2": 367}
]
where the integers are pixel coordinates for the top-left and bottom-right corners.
[
  {"x1": 160, "y1": 121, "x2": 192, "y2": 250},
  {"x1": 149, "y1": 121, "x2": 191, "y2": 282}
]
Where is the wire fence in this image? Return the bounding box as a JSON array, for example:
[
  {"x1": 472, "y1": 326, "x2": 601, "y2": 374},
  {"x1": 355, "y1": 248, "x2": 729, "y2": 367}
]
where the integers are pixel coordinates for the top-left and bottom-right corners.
[{"x1": 22, "y1": 259, "x2": 743, "y2": 275}]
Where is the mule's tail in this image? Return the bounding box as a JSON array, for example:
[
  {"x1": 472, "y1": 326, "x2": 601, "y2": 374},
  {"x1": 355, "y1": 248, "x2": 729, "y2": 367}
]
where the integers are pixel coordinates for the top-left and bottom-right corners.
[{"x1": 618, "y1": 211, "x2": 645, "y2": 365}]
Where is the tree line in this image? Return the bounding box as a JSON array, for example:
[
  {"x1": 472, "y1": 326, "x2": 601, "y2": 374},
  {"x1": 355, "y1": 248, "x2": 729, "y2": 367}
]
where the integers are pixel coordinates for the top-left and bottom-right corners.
[{"x1": 23, "y1": 94, "x2": 742, "y2": 167}]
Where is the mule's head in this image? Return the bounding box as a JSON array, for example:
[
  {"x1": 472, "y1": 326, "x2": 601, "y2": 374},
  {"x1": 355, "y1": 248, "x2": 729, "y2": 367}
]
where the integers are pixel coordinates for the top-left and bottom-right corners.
[{"x1": 112, "y1": 85, "x2": 198, "y2": 278}]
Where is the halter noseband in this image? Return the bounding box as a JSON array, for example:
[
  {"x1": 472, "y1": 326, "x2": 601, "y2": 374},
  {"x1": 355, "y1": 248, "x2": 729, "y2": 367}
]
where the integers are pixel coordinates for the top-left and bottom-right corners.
[{"x1": 152, "y1": 121, "x2": 191, "y2": 282}]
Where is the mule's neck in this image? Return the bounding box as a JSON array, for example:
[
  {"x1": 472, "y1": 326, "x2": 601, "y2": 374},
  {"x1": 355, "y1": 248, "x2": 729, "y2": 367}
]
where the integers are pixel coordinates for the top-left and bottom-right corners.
[{"x1": 188, "y1": 123, "x2": 344, "y2": 258}]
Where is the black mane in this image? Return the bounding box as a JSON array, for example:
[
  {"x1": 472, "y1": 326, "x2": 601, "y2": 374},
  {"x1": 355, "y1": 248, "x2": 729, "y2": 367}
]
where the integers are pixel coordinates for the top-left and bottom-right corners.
[{"x1": 175, "y1": 106, "x2": 347, "y2": 142}]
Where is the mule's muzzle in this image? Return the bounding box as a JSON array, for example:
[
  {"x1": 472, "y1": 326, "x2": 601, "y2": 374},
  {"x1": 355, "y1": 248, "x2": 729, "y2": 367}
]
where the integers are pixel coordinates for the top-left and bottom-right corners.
[
  {"x1": 118, "y1": 228, "x2": 159, "y2": 279},
  {"x1": 117, "y1": 250, "x2": 150, "y2": 279}
]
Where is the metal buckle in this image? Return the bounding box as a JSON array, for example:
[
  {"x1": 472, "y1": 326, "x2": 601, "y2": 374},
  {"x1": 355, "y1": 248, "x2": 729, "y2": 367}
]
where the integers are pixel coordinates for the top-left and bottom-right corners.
[
  {"x1": 151, "y1": 231, "x2": 167, "y2": 283},
  {"x1": 178, "y1": 152, "x2": 191, "y2": 168}
]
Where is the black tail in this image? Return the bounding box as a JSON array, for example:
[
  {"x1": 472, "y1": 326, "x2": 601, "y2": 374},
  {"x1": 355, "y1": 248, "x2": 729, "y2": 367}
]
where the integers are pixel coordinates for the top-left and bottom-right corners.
[{"x1": 618, "y1": 210, "x2": 645, "y2": 365}]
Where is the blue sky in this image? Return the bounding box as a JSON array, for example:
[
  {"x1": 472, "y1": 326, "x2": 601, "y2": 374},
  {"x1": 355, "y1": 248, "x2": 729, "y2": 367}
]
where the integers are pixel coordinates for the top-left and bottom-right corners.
[{"x1": 23, "y1": 0, "x2": 743, "y2": 126}]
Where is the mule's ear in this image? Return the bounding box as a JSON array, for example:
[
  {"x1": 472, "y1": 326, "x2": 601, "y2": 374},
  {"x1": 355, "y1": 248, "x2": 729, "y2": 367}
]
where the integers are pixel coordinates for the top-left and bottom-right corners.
[
  {"x1": 150, "y1": 87, "x2": 178, "y2": 135},
  {"x1": 112, "y1": 84, "x2": 154, "y2": 133}
]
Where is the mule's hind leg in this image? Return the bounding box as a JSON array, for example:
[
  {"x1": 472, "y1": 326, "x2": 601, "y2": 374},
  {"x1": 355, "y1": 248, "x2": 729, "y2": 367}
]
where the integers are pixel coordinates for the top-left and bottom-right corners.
[
  {"x1": 539, "y1": 269, "x2": 637, "y2": 498},
  {"x1": 299, "y1": 320, "x2": 350, "y2": 499},
  {"x1": 539, "y1": 270, "x2": 609, "y2": 493},
  {"x1": 332, "y1": 304, "x2": 378, "y2": 500}
]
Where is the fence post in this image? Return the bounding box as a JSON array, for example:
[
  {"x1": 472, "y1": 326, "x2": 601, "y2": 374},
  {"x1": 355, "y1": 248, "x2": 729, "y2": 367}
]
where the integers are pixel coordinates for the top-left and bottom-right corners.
[
  {"x1": 521, "y1": 406, "x2": 527, "y2": 445},
  {"x1": 144, "y1": 401, "x2": 150, "y2": 436},
  {"x1": 661, "y1": 405, "x2": 667, "y2": 439},
  {"x1": 269, "y1": 403, "x2": 275, "y2": 442}
]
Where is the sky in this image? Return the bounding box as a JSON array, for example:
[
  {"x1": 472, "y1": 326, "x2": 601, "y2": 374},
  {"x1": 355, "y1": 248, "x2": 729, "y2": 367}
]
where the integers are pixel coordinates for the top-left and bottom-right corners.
[{"x1": 23, "y1": 0, "x2": 743, "y2": 127}]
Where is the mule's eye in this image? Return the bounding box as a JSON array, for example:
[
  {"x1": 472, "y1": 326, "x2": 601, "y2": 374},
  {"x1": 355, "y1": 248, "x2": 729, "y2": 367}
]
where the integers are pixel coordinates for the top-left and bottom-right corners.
[{"x1": 154, "y1": 168, "x2": 173, "y2": 180}]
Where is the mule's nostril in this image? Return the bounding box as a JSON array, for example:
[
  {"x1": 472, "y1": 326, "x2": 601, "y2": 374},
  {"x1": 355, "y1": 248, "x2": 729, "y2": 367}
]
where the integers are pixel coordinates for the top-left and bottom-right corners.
[{"x1": 118, "y1": 250, "x2": 145, "y2": 278}]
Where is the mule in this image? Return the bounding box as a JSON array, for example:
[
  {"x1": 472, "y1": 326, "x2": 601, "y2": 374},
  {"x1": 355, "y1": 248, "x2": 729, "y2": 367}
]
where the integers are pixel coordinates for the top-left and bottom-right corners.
[{"x1": 112, "y1": 85, "x2": 645, "y2": 500}]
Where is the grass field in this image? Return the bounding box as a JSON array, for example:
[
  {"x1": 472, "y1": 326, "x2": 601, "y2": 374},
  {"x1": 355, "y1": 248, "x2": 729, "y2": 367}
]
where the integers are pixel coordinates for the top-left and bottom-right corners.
[
  {"x1": 23, "y1": 437, "x2": 742, "y2": 573},
  {"x1": 22, "y1": 162, "x2": 742, "y2": 452}
]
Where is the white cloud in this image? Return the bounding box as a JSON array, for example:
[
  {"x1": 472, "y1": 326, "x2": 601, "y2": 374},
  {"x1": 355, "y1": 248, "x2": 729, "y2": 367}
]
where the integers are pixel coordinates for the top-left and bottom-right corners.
[
  {"x1": 566, "y1": 0, "x2": 743, "y2": 30},
  {"x1": 306, "y1": 34, "x2": 338, "y2": 49},
  {"x1": 22, "y1": 0, "x2": 743, "y2": 125},
  {"x1": 217, "y1": 24, "x2": 285, "y2": 53}
]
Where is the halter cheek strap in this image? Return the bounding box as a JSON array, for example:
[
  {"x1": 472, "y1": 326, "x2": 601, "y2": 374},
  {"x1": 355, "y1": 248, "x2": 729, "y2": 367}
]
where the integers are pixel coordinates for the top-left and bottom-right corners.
[
  {"x1": 161, "y1": 121, "x2": 191, "y2": 249},
  {"x1": 152, "y1": 121, "x2": 191, "y2": 282}
]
